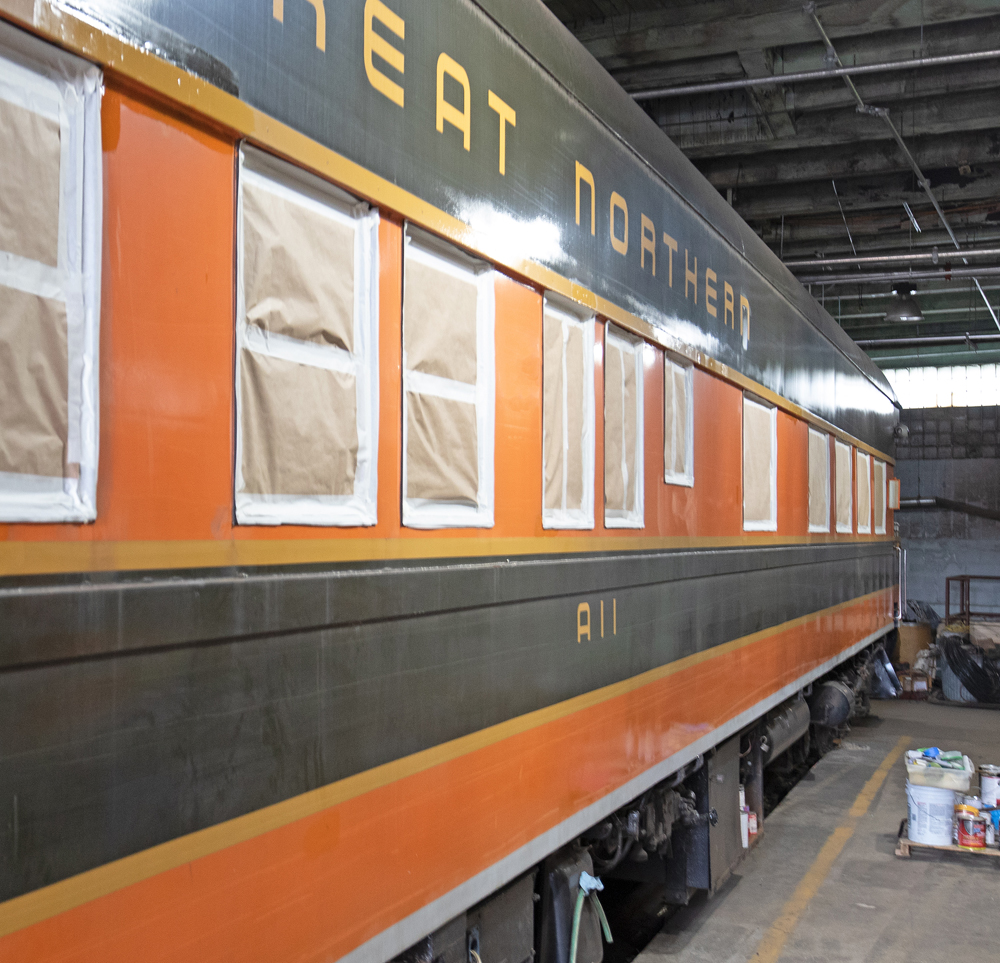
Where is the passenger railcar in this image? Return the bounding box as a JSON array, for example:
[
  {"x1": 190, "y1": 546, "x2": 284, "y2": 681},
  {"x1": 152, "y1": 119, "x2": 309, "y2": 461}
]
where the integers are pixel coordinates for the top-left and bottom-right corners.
[{"x1": 0, "y1": 2, "x2": 898, "y2": 962}]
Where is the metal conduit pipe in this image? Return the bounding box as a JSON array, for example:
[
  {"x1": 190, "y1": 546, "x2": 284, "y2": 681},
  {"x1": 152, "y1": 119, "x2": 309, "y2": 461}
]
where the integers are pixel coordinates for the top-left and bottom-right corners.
[
  {"x1": 785, "y1": 248, "x2": 1000, "y2": 270},
  {"x1": 800, "y1": 266, "x2": 1000, "y2": 285},
  {"x1": 854, "y1": 282, "x2": 1000, "y2": 300},
  {"x1": 846, "y1": 306, "x2": 1000, "y2": 320},
  {"x1": 854, "y1": 333, "x2": 1000, "y2": 348},
  {"x1": 629, "y1": 48, "x2": 1000, "y2": 101},
  {"x1": 804, "y1": 5, "x2": 1000, "y2": 332},
  {"x1": 899, "y1": 498, "x2": 1000, "y2": 523}
]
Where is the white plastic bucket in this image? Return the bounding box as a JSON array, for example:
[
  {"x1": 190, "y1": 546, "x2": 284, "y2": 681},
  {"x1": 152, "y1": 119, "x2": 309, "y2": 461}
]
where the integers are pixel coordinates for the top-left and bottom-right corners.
[
  {"x1": 906, "y1": 782, "x2": 955, "y2": 846},
  {"x1": 980, "y1": 767, "x2": 1000, "y2": 808}
]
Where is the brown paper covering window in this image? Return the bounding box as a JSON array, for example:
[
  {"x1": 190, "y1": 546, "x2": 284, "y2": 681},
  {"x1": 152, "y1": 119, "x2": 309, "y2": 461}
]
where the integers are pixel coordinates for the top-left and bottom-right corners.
[
  {"x1": 664, "y1": 361, "x2": 687, "y2": 478},
  {"x1": 240, "y1": 350, "x2": 357, "y2": 497},
  {"x1": 808, "y1": 431, "x2": 829, "y2": 529},
  {"x1": 406, "y1": 391, "x2": 478, "y2": 503},
  {"x1": 543, "y1": 317, "x2": 587, "y2": 512},
  {"x1": 874, "y1": 462, "x2": 886, "y2": 532},
  {"x1": 743, "y1": 401, "x2": 772, "y2": 523},
  {"x1": 404, "y1": 258, "x2": 478, "y2": 384},
  {"x1": 605, "y1": 341, "x2": 637, "y2": 513},
  {"x1": 565, "y1": 323, "x2": 585, "y2": 510},
  {"x1": 0, "y1": 285, "x2": 68, "y2": 477},
  {"x1": 543, "y1": 315, "x2": 564, "y2": 511},
  {"x1": 835, "y1": 444, "x2": 852, "y2": 530},
  {"x1": 0, "y1": 97, "x2": 61, "y2": 267},
  {"x1": 856, "y1": 453, "x2": 871, "y2": 530},
  {"x1": 243, "y1": 180, "x2": 355, "y2": 352}
]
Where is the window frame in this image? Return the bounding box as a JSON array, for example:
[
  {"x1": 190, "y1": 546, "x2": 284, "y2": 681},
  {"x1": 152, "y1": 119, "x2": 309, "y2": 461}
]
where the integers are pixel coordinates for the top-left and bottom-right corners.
[
  {"x1": 663, "y1": 353, "x2": 694, "y2": 488},
  {"x1": 807, "y1": 426, "x2": 831, "y2": 534},
  {"x1": 541, "y1": 295, "x2": 595, "y2": 531},
  {"x1": 742, "y1": 394, "x2": 778, "y2": 532},
  {"x1": 834, "y1": 439, "x2": 853, "y2": 534},
  {"x1": 234, "y1": 145, "x2": 380, "y2": 527},
  {"x1": 401, "y1": 226, "x2": 495, "y2": 530},
  {"x1": 603, "y1": 323, "x2": 645, "y2": 530},
  {"x1": 856, "y1": 449, "x2": 872, "y2": 534},
  {"x1": 0, "y1": 24, "x2": 102, "y2": 523},
  {"x1": 888, "y1": 478, "x2": 901, "y2": 511},
  {"x1": 874, "y1": 458, "x2": 887, "y2": 535}
]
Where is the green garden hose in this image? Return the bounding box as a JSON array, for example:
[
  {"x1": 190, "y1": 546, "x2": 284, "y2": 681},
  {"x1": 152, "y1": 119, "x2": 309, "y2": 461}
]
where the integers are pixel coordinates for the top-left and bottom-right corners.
[{"x1": 568, "y1": 873, "x2": 613, "y2": 963}]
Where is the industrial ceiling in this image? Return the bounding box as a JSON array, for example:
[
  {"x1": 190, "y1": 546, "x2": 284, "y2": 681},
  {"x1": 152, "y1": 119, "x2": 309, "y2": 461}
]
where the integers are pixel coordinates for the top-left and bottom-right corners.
[{"x1": 542, "y1": 0, "x2": 1000, "y2": 370}]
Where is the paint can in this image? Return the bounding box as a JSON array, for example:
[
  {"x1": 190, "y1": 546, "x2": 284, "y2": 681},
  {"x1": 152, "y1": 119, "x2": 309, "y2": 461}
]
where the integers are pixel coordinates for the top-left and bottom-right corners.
[
  {"x1": 979, "y1": 765, "x2": 1000, "y2": 807},
  {"x1": 906, "y1": 782, "x2": 955, "y2": 846},
  {"x1": 748, "y1": 811, "x2": 758, "y2": 838},
  {"x1": 958, "y1": 812, "x2": 987, "y2": 849},
  {"x1": 988, "y1": 809, "x2": 1000, "y2": 847}
]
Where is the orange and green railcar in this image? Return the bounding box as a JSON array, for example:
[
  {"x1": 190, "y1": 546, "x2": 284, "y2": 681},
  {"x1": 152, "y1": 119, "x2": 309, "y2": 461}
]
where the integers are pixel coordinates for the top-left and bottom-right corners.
[{"x1": 0, "y1": 2, "x2": 898, "y2": 962}]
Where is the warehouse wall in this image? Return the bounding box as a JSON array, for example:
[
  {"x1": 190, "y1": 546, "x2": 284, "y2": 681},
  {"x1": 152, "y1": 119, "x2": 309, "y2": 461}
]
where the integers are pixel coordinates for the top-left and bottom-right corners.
[{"x1": 894, "y1": 406, "x2": 1000, "y2": 618}]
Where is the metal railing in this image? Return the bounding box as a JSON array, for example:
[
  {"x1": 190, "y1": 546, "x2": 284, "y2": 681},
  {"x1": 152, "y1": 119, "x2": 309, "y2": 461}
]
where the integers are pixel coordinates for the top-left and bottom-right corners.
[{"x1": 945, "y1": 575, "x2": 1000, "y2": 625}]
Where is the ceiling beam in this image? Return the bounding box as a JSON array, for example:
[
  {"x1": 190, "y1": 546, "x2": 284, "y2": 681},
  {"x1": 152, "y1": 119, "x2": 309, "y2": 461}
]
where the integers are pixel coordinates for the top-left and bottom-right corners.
[
  {"x1": 778, "y1": 14, "x2": 1000, "y2": 72},
  {"x1": 729, "y1": 165, "x2": 1000, "y2": 219},
  {"x1": 631, "y1": 51, "x2": 1000, "y2": 103},
  {"x1": 763, "y1": 215, "x2": 1000, "y2": 247},
  {"x1": 575, "y1": 1, "x2": 1000, "y2": 70},
  {"x1": 774, "y1": 59, "x2": 1000, "y2": 114},
  {"x1": 611, "y1": 14, "x2": 1000, "y2": 92},
  {"x1": 638, "y1": 58, "x2": 1000, "y2": 122},
  {"x1": 694, "y1": 130, "x2": 1000, "y2": 187},
  {"x1": 736, "y1": 48, "x2": 797, "y2": 140},
  {"x1": 672, "y1": 86, "x2": 1000, "y2": 157}
]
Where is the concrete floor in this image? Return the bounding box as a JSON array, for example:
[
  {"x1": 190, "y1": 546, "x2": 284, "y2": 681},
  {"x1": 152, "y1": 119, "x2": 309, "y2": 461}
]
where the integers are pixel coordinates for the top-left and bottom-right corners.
[{"x1": 637, "y1": 700, "x2": 1000, "y2": 963}]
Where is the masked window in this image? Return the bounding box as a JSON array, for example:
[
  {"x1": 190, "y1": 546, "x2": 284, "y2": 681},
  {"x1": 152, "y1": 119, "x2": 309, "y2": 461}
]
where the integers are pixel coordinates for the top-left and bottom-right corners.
[
  {"x1": 743, "y1": 395, "x2": 777, "y2": 531},
  {"x1": 0, "y1": 25, "x2": 102, "y2": 522},
  {"x1": 663, "y1": 355, "x2": 693, "y2": 487},
  {"x1": 402, "y1": 227, "x2": 494, "y2": 529},
  {"x1": 808, "y1": 427, "x2": 831, "y2": 533},
  {"x1": 856, "y1": 449, "x2": 872, "y2": 534},
  {"x1": 874, "y1": 459, "x2": 886, "y2": 535},
  {"x1": 604, "y1": 324, "x2": 644, "y2": 529},
  {"x1": 542, "y1": 298, "x2": 595, "y2": 530},
  {"x1": 235, "y1": 146, "x2": 380, "y2": 526},
  {"x1": 834, "y1": 440, "x2": 853, "y2": 533}
]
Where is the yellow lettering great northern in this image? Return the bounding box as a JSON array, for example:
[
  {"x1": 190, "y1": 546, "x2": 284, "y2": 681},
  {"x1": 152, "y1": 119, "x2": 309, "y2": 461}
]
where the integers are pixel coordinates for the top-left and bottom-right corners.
[
  {"x1": 610, "y1": 192, "x2": 628, "y2": 256},
  {"x1": 662, "y1": 232, "x2": 677, "y2": 287},
  {"x1": 576, "y1": 162, "x2": 595, "y2": 235},
  {"x1": 273, "y1": 0, "x2": 326, "y2": 51},
  {"x1": 364, "y1": 0, "x2": 405, "y2": 106},
  {"x1": 641, "y1": 215, "x2": 655, "y2": 276},
  {"x1": 488, "y1": 91, "x2": 516, "y2": 175},
  {"x1": 436, "y1": 53, "x2": 471, "y2": 151}
]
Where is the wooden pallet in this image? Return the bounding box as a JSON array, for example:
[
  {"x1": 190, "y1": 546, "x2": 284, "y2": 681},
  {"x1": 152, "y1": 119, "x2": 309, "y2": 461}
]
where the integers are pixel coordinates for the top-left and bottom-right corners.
[{"x1": 896, "y1": 819, "x2": 1000, "y2": 859}]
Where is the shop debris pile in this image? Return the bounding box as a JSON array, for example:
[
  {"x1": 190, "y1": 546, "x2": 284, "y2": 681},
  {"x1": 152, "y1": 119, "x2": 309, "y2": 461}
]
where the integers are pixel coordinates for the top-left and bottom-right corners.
[
  {"x1": 903, "y1": 746, "x2": 1000, "y2": 853},
  {"x1": 895, "y1": 602, "x2": 1000, "y2": 705}
]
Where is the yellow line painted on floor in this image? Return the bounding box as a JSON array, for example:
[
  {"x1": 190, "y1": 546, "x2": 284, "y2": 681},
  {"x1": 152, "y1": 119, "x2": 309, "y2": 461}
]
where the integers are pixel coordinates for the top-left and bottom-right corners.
[{"x1": 749, "y1": 735, "x2": 911, "y2": 963}]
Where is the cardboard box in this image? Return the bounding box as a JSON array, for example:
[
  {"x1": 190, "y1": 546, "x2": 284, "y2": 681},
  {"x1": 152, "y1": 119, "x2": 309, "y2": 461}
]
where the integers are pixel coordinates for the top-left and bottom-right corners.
[
  {"x1": 971, "y1": 621, "x2": 1000, "y2": 649},
  {"x1": 898, "y1": 669, "x2": 930, "y2": 699},
  {"x1": 897, "y1": 622, "x2": 933, "y2": 667}
]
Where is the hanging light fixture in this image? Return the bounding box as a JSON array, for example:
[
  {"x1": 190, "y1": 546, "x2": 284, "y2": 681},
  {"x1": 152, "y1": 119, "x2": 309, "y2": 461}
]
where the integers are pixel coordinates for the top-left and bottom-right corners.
[{"x1": 884, "y1": 284, "x2": 923, "y2": 323}]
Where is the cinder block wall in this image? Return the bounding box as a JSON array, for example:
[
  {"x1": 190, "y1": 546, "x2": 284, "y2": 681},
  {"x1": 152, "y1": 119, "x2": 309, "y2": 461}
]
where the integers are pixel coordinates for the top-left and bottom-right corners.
[
  {"x1": 894, "y1": 407, "x2": 1000, "y2": 617},
  {"x1": 895, "y1": 406, "x2": 1000, "y2": 460}
]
